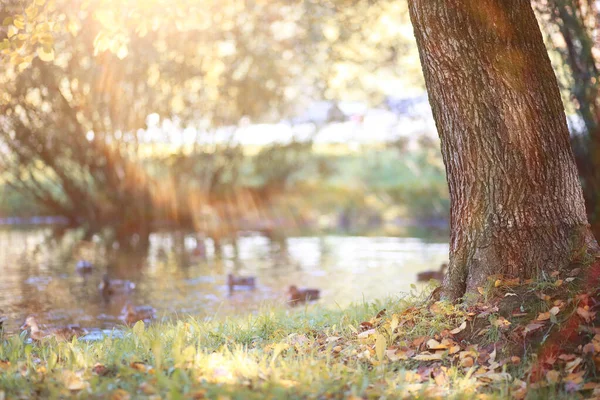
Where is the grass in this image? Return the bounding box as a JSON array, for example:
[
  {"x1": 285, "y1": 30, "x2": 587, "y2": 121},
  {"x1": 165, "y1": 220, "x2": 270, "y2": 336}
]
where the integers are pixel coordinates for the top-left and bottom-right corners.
[{"x1": 0, "y1": 283, "x2": 594, "y2": 400}]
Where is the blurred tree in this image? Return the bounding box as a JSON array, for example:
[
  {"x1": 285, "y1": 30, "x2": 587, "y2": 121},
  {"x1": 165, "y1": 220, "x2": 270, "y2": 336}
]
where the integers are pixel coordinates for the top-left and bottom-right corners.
[
  {"x1": 409, "y1": 0, "x2": 599, "y2": 300},
  {"x1": 0, "y1": 0, "x2": 418, "y2": 245},
  {"x1": 534, "y1": 0, "x2": 600, "y2": 240}
]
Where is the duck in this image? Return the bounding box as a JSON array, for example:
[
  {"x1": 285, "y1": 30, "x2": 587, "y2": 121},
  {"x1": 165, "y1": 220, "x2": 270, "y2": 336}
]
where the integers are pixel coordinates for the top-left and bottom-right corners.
[
  {"x1": 227, "y1": 273, "x2": 256, "y2": 292},
  {"x1": 98, "y1": 274, "x2": 135, "y2": 297},
  {"x1": 417, "y1": 263, "x2": 448, "y2": 282},
  {"x1": 120, "y1": 304, "x2": 156, "y2": 325},
  {"x1": 75, "y1": 260, "x2": 93, "y2": 273},
  {"x1": 288, "y1": 285, "x2": 320, "y2": 306},
  {"x1": 20, "y1": 316, "x2": 87, "y2": 342}
]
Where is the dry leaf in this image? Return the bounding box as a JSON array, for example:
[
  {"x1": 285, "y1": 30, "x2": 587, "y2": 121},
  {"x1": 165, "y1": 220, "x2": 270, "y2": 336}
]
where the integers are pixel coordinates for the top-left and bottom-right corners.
[
  {"x1": 565, "y1": 358, "x2": 582, "y2": 374},
  {"x1": 450, "y1": 321, "x2": 467, "y2": 335},
  {"x1": 536, "y1": 312, "x2": 551, "y2": 321},
  {"x1": 357, "y1": 328, "x2": 376, "y2": 339},
  {"x1": 385, "y1": 348, "x2": 411, "y2": 361},
  {"x1": 110, "y1": 389, "x2": 131, "y2": 400},
  {"x1": 523, "y1": 322, "x2": 545, "y2": 335},
  {"x1": 460, "y1": 356, "x2": 474, "y2": 367},
  {"x1": 546, "y1": 370, "x2": 560, "y2": 384},
  {"x1": 577, "y1": 307, "x2": 596, "y2": 322},
  {"x1": 549, "y1": 306, "x2": 560, "y2": 316},
  {"x1": 414, "y1": 352, "x2": 444, "y2": 361},
  {"x1": 375, "y1": 334, "x2": 386, "y2": 361},
  {"x1": 492, "y1": 317, "x2": 511, "y2": 329}
]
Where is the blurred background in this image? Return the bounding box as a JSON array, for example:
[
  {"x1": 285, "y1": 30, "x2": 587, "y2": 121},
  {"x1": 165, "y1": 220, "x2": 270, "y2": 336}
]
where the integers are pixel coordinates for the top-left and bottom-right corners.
[{"x1": 0, "y1": 0, "x2": 598, "y2": 333}]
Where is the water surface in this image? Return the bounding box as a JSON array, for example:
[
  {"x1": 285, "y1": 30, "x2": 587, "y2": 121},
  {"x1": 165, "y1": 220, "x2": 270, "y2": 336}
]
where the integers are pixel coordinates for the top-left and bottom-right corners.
[{"x1": 0, "y1": 229, "x2": 448, "y2": 334}]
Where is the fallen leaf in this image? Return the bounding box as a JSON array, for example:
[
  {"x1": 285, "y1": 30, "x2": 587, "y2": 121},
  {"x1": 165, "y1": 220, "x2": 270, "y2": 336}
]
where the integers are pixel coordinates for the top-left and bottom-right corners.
[
  {"x1": 477, "y1": 372, "x2": 512, "y2": 382},
  {"x1": 549, "y1": 306, "x2": 560, "y2": 316},
  {"x1": 550, "y1": 271, "x2": 560, "y2": 277},
  {"x1": 523, "y1": 322, "x2": 545, "y2": 335},
  {"x1": 577, "y1": 307, "x2": 596, "y2": 322},
  {"x1": 62, "y1": 371, "x2": 87, "y2": 391},
  {"x1": 357, "y1": 329, "x2": 376, "y2": 339},
  {"x1": 565, "y1": 277, "x2": 576, "y2": 283},
  {"x1": 130, "y1": 362, "x2": 149, "y2": 372},
  {"x1": 375, "y1": 334, "x2": 386, "y2": 361},
  {"x1": 325, "y1": 336, "x2": 341, "y2": 343},
  {"x1": 569, "y1": 268, "x2": 581, "y2": 277},
  {"x1": 511, "y1": 356, "x2": 521, "y2": 364},
  {"x1": 385, "y1": 348, "x2": 413, "y2": 361},
  {"x1": 110, "y1": 389, "x2": 131, "y2": 400},
  {"x1": 565, "y1": 357, "x2": 582, "y2": 374},
  {"x1": 138, "y1": 382, "x2": 156, "y2": 395},
  {"x1": 546, "y1": 370, "x2": 560, "y2": 384},
  {"x1": 583, "y1": 343, "x2": 595, "y2": 354},
  {"x1": 492, "y1": 317, "x2": 511, "y2": 329},
  {"x1": 460, "y1": 356, "x2": 474, "y2": 367},
  {"x1": 359, "y1": 321, "x2": 373, "y2": 331},
  {"x1": 414, "y1": 352, "x2": 444, "y2": 361},
  {"x1": 489, "y1": 347, "x2": 497, "y2": 362},
  {"x1": 412, "y1": 336, "x2": 426, "y2": 348},
  {"x1": 554, "y1": 279, "x2": 563, "y2": 287},
  {"x1": 537, "y1": 312, "x2": 551, "y2": 321},
  {"x1": 450, "y1": 321, "x2": 467, "y2": 335}
]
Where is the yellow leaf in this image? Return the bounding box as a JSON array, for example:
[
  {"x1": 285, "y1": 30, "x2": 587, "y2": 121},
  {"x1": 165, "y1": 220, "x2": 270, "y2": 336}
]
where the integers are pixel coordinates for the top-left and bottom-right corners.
[
  {"x1": 37, "y1": 46, "x2": 54, "y2": 62},
  {"x1": 536, "y1": 312, "x2": 551, "y2": 321},
  {"x1": 35, "y1": 0, "x2": 46, "y2": 5},
  {"x1": 13, "y1": 16, "x2": 25, "y2": 29},
  {"x1": 477, "y1": 287, "x2": 485, "y2": 295},
  {"x1": 375, "y1": 334, "x2": 386, "y2": 361},
  {"x1": 2, "y1": 17, "x2": 13, "y2": 26},
  {"x1": 390, "y1": 314, "x2": 399, "y2": 333},
  {"x1": 7, "y1": 25, "x2": 18, "y2": 38},
  {"x1": 25, "y1": 5, "x2": 39, "y2": 20},
  {"x1": 546, "y1": 370, "x2": 560, "y2": 384},
  {"x1": 414, "y1": 352, "x2": 444, "y2": 361}
]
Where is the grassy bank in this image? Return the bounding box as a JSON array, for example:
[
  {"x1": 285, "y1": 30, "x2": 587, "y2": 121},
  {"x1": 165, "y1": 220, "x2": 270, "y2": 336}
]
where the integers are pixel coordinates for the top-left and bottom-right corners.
[{"x1": 1, "y1": 277, "x2": 595, "y2": 399}]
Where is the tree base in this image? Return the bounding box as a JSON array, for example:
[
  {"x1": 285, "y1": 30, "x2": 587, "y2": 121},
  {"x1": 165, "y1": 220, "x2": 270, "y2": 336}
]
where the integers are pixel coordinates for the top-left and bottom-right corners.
[{"x1": 442, "y1": 224, "x2": 600, "y2": 301}]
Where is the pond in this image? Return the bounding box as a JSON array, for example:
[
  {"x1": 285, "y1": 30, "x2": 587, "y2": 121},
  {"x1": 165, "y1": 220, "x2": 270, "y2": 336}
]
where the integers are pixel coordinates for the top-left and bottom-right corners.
[{"x1": 0, "y1": 229, "x2": 449, "y2": 335}]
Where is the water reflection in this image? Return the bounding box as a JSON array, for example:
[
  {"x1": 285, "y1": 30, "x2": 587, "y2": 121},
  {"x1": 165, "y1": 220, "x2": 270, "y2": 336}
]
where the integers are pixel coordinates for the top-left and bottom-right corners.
[{"x1": 0, "y1": 229, "x2": 448, "y2": 334}]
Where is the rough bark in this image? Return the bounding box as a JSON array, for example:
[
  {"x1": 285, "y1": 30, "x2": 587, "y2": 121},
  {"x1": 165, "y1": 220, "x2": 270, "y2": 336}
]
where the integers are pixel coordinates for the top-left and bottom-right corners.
[{"x1": 408, "y1": 0, "x2": 599, "y2": 300}]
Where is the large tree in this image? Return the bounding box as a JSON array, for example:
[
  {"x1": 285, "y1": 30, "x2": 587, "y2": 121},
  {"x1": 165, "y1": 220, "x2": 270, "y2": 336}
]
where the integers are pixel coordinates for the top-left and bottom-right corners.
[{"x1": 408, "y1": 0, "x2": 600, "y2": 300}]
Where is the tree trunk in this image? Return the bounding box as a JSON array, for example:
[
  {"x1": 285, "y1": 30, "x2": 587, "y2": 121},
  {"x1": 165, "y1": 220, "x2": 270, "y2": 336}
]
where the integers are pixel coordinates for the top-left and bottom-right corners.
[{"x1": 408, "y1": 0, "x2": 599, "y2": 300}]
